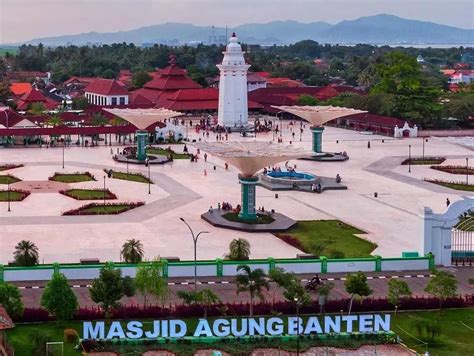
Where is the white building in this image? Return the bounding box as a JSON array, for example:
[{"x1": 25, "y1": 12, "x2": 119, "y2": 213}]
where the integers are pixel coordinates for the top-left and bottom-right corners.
[
  {"x1": 217, "y1": 33, "x2": 251, "y2": 128},
  {"x1": 84, "y1": 78, "x2": 129, "y2": 106}
]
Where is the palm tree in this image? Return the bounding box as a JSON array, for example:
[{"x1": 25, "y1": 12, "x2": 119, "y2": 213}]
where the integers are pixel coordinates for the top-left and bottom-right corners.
[
  {"x1": 226, "y1": 238, "x2": 251, "y2": 261},
  {"x1": 91, "y1": 112, "x2": 108, "y2": 127},
  {"x1": 235, "y1": 264, "x2": 270, "y2": 316},
  {"x1": 120, "y1": 239, "x2": 144, "y2": 264},
  {"x1": 14, "y1": 240, "x2": 39, "y2": 266},
  {"x1": 45, "y1": 114, "x2": 63, "y2": 128}
]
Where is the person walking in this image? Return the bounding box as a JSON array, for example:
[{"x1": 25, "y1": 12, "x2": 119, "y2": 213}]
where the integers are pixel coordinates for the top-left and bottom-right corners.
[{"x1": 446, "y1": 198, "x2": 450, "y2": 207}]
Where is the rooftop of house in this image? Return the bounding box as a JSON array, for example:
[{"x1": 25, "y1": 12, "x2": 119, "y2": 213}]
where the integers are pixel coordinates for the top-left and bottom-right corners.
[{"x1": 84, "y1": 78, "x2": 129, "y2": 96}]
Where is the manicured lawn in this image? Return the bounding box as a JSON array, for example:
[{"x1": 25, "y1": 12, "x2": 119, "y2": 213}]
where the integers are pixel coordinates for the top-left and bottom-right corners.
[
  {"x1": 223, "y1": 212, "x2": 275, "y2": 224},
  {"x1": 391, "y1": 308, "x2": 474, "y2": 355},
  {"x1": 401, "y1": 157, "x2": 445, "y2": 165},
  {"x1": 0, "y1": 191, "x2": 27, "y2": 201},
  {"x1": 49, "y1": 173, "x2": 95, "y2": 183},
  {"x1": 147, "y1": 147, "x2": 190, "y2": 159},
  {"x1": 82, "y1": 204, "x2": 131, "y2": 214},
  {"x1": 0, "y1": 175, "x2": 21, "y2": 184},
  {"x1": 431, "y1": 165, "x2": 474, "y2": 175},
  {"x1": 425, "y1": 179, "x2": 474, "y2": 191},
  {"x1": 277, "y1": 220, "x2": 376, "y2": 258},
  {"x1": 0, "y1": 164, "x2": 23, "y2": 172},
  {"x1": 61, "y1": 189, "x2": 117, "y2": 200},
  {"x1": 110, "y1": 171, "x2": 152, "y2": 184}
]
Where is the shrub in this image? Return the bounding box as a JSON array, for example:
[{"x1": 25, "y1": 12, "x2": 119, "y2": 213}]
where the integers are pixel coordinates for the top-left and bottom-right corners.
[
  {"x1": 62, "y1": 201, "x2": 145, "y2": 215},
  {"x1": 275, "y1": 234, "x2": 307, "y2": 252},
  {"x1": 64, "y1": 329, "x2": 78, "y2": 343}
]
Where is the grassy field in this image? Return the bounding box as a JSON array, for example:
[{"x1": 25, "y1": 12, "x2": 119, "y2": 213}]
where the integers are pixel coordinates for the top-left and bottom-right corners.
[
  {"x1": 392, "y1": 309, "x2": 474, "y2": 355},
  {"x1": 425, "y1": 179, "x2": 474, "y2": 192},
  {"x1": 62, "y1": 189, "x2": 116, "y2": 200},
  {"x1": 50, "y1": 173, "x2": 95, "y2": 183},
  {"x1": 278, "y1": 220, "x2": 376, "y2": 258},
  {"x1": 7, "y1": 309, "x2": 473, "y2": 355},
  {"x1": 110, "y1": 171, "x2": 152, "y2": 184},
  {"x1": 0, "y1": 191, "x2": 25, "y2": 201},
  {"x1": 0, "y1": 47, "x2": 18, "y2": 56},
  {"x1": 147, "y1": 147, "x2": 190, "y2": 159},
  {"x1": 0, "y1": 175, "x2": 21, "y2": 184}
]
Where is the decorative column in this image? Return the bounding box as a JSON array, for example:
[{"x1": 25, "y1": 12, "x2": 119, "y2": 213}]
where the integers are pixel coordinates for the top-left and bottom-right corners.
[
  {"x1": 311, "y1": 126, "x2": 324, "y2": 154},
  {"x1": 135, "y1": 130, "x2": 148, "y2": 161},
  {"x1": 238, "y1": 174, "x2": 258, "y2": 221}
]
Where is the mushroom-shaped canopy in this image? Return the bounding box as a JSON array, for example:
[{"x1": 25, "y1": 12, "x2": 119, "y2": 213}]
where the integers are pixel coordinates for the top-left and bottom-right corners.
[
  {"x1": 272, "y1": 105, "x2": 367, "y2": 127},
  {"x1": 104, "y1": 108, "x2": 182, "y2": 130},
  {"x1": 192, "y1": 141, "x2": 310, "y2": 177}
]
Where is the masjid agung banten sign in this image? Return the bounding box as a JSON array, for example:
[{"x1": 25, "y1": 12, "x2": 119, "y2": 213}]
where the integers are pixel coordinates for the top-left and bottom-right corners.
[{"x1": 83, "y1": 314, "x2": 391, "y2": 340}]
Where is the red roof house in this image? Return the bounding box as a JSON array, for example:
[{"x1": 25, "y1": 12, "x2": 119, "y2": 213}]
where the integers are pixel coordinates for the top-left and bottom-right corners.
[
  {"x1": 15, "y1": 88, "x2": 59, "y2": 111},
  {"x1": 10, "y1": 82, "x2": 32, "y2": 96},
  {"x1": 84, "y1": 78, "x2": 129, "y2": 96}
]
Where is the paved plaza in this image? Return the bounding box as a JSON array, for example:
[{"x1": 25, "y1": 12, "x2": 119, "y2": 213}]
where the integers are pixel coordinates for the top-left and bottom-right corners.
[{"x1": 1, "y1": 124, "x2": 473, "y2": 264}]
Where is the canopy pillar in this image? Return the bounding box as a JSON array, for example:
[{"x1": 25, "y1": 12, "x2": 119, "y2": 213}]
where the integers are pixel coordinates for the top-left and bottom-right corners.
[
  {"x1": 135, "y1": 130, "x2": 148, "y2": 161},
  {"x1": 238, "y1": 175, "x2": 258, "y2": 221},
  {"x1": 311, "y1": 126, "x2": 324, "y2": 154}
]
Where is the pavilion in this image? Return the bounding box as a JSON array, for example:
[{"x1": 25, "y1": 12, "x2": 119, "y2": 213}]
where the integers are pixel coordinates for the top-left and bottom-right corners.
[
  {"x1": 272, "y1": 105, "x2": 367, "y2": 160},
  {"x1": 104, "y1": 107, "x2": 182, "y2": 161},
  {"x1": 193, "y1": 141, "x2": 308, "y2": 221}
]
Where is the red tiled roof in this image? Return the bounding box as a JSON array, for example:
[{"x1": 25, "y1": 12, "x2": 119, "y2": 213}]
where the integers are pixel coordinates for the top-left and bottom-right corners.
[
  {"x1": 64, "y1": 76, "x2": 97, "y2": 85},
  {"x1": 85, "y1": 78, "x2": 129, "y2": 96},
  {"x1": 6, "y1": 71, "x2": 48, "y2": 80},
  {"x1": 0, "y1": 305, "x2": 14, "y2": 331},
  {"x1": 132, "y1": 87, "x2": 164, "y2": 103},
  {"x1": 254, "y1": 71, "x2": 271, "y2": 78},
  {"x1": 266, "y1": 77, "x2": 305, "y2": 87},
  {"x1": 20, "y1": 88, "x2": 47, "y2": 102},
  {"x1": 343, "y1": 113, "x2": 406, "y2": 128},
  {"x1": 129, "y1": 93, "x2": 153, "y2": 106},
  {"x1": 0, "y1": 108, "x2": 30, "y2": 127},
  {"x1": 10, "y1": 82, "x2": 32, "y2": 96}
]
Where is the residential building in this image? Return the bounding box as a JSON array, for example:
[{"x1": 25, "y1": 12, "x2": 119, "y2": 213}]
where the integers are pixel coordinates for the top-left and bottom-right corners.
[{"x1": 84, "y1": 78, "x2": 129, "y2": 106}]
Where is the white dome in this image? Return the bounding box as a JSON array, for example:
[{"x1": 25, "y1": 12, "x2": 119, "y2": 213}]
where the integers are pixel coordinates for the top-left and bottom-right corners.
[{"x1": 226, "y1": 33, "x2": 242, "y2": 52}]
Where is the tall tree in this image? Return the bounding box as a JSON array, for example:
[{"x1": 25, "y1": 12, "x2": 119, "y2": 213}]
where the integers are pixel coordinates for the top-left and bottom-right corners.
[
  {"x1": 0, "y1": 79, "x2": 12, "y2": 104},
  {"x1": 132, "y1": 71, "x2": 152, "y2": 89},
  {"x1": 226, "y1": 238, "x2": 251, "y2": 261},
  {"x1": 371, "y1": 51, "x2": 442, "y2": 126},
  {"x1": 121, "y1": 239, "x2": 144, "y2": 264},
  {"x1": 134, "y1": 259, "x2": 167, "y2": 308},
  {"x1": 0, "y1": 282, "x2": 24, "y2": 318},
  {"x1": 344, "y1": 271, "x2": 373, "y2": 315},
  {"x1": 235, "y1": 264, "x2": 270, "y2": 316},
  {"x1": 40, "y1": 272, "x2": 78, "y2": 321},
  {"x1": 13, "y1": 240, "x2": 39, "y2": 266},
  {"x1": 89, "y1": 265, "x2": 135, "y2": 319},
  {"x1": 387, "y1": 279, "x2": 411, "y2": 313},
  {"x1": 424, "y1": 270, "x2": 458, "y2": 309},
  {"x1": 27, "y1": 102, "x2": 47, "y2": 115},
  {"x1": 45, "y1": 114, "x2": 63, "y2": 127}
]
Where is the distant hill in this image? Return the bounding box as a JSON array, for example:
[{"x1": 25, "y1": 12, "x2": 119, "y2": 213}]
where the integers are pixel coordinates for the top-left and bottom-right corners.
[{"x1": 21, "y1": 14, "x2": 474, "y2": 47}]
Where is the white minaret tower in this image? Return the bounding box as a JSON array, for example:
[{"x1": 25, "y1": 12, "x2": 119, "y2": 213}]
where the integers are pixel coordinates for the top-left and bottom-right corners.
[{"x1": 217, "y1": 33, "x2": 251, "y2": 128}]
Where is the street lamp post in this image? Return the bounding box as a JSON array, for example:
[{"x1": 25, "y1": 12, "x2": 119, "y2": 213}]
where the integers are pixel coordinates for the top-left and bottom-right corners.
[
  {"x1": 408, "y1": 144, "x2": 412, "y2": 173},
  {"x1": 62, "y1": 141, "x2": 65, "y2": 169},
  {"x1": 179, "y1": 218, "x2": 209, "y2": 293},
  {"x1": 146, "y1": 158, "x2": 151, "y2": 194},
  {"x1": 422, "y1": 138, "x2": 428, "y2": 160},
  {"x1": 294, "y1": 297, "x2": 301, "y2": 355},
  {"x1": 103, "y1": 175, "x2": 106, "y2": 211},
  {"x1": 7, "y1": 180, "x2": 11, "y2": 212},
  {"x1": 466, "y1": 157, "x2": 469, "y2": 186}
]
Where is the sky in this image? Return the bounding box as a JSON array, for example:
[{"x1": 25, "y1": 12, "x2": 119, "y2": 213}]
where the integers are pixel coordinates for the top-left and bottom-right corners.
[{"x1": 1, "y1": 0, "x2": 473, "y2": 44}]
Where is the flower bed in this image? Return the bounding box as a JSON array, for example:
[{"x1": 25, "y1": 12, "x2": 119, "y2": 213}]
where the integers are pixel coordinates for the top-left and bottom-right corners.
[
  {"x1": 59, "y1": 188, "x2": 117, "y2": 200},
  {"x1": 275, "y1": 233, "x2": 307, "y2": 251},
  {"x1": 0, "y1": 174, "x2": 21, "y2": 184},
  {"x1": 401, "y1": 157, "x2": 445, "y2": 165},
  {"x1": 49, "y1": 172, "x2": 96, "y2": 183},
  {"x1": 147, "y1": 146, "x2": 192, "y2": 159},
  {"x1": 13, "y1": 294, "x2": 474, "y2": 323},
  {"x1": 223, "y1": 212, "x2": 275, "y2": 225},
  {"x1": 430, "y1": 165, "x2": 474, "y2": 175},
  {"x1": 62, "y1": 202, "x2": 144, "y2": 215},
  {"x1": 0, "y1": 189, "x2": 30, "y2": 202},
  {"x1": 104, "y1": 169, "x2": 152, "y2": 184},
  {"x1": 424, "y1": 178, "x2": 474, "y2": 191},
  {"x1": 0, "y1": 164, "x2": 24, "y2": 172}
]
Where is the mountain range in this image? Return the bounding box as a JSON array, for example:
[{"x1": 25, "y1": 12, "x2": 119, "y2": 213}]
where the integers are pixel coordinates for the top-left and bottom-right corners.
[{"x1": 21, "y1": 14, "x2": 474, "y2": 47}]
